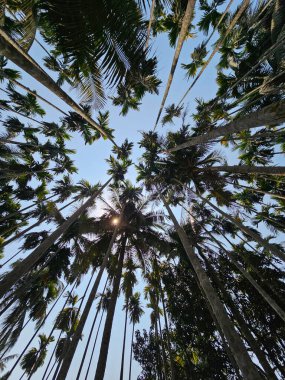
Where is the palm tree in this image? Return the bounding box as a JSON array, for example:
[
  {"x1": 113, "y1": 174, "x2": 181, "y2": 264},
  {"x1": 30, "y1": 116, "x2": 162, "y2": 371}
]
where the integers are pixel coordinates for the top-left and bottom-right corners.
[
  {"x1": 94, "y1": 182, "x2": 163, "y2": 380},
  {"x1": 154, "y1": 0, "x2": 196, "y2": 128},
  {"x1": 161, "y1": 194, "x2": 262, "y2": 380},
  {"x1": 0, "y1": 178, "x2": 112, "y2": 299},
  {"x1": 128, "y1": 292, "x2": 144, "y2": 380},
  {"x1": 167, "y1": 99, "x2": 285, "y2": 152},
  {"x1": 198, "y1": 249, "x2": 278, "y2": 380},
  {"x1": 120, "y1": 258, "x2": 138, "y2": 380},
  {"x1": 0, "y1": 28, "x2": 115, "y2": 144}
]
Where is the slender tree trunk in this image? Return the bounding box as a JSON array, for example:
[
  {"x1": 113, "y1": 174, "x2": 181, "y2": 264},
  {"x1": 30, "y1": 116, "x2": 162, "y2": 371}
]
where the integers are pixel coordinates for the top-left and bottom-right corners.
[
  {"x1": 154, "y1": 318, "x2": 163, "y2": 380},
  {"x1": 186, "y1": 203, "x2": 285, "y2": 317},
  {"x1": 120, "y1": 299, "x2": 129, "y2": 380},
  {"x1": 177, "y1": 0, "x2": 249, "y2": 106},
  {"x1": 0, "y1": 193, "x2": 56, "y2": 224},
  {"x1": 145, "y1": 0, "x2": 156, "y2": 49},
  {"x1": 42, "y1": 331, "x2": 63, "y2": 380},
  {"x1": 128, "y1": 322, "x2": 135, "y2": 380},
  {"x1": 84, "y1": 309, "x2": 105, "y2": 380},
  {"x1": 75, "y1": 278, "x2": 109, "y2": 380},
  {"x1": 199, "y1": 250, "x2": 278, "y2": 380},
  {"x1": 94, "y1": 237, "x2": 127, "y2": 380},
  {"x1": 168, "y1": 99, "x2": 285, "y2": 152},
  {"x1": 207, "y1": 165, "x2": 285, "y2": 176},
  {"x1": 6, "y1": 284, "x2": 67, "y2": 379},
  {"x1": 0, "y1": 1, "x2": 5, "y2": 26},
  {"x1": 55, "y1": 225, "x2": 119, "y2": 380},
  {"x1": 2, "y1": 75, "x2": 69, "y2": 116},
  {"x1": 226, "y1": 180, "x2": 285, "y2": 201},
  {"x1": 161, "y1": 196, "x2": 262, "y2": 380},
  {"x1": 3, "y1": 198, "x2": 77, "y2": 247},
  {"x1": 154, "y1": 0, "x2": 196, "y2": 128},
  {"x1": 0, "y1": 178, "x2": 111, "y2": 300},
  {"x1": 159, "y1": 281, "x2": 176, "y2": 380},
  {"x1": 157, "y1": 309, "x2": 168, "y2": 380},
  {"x1": 0, "y1": 28, "x2": 116, "y2": 145},
  {"x1": 225, "y1": 248, "x2": 285, "y2": 322},
  {"x1": 194, "y1": 271, "x2": 242, "y2": 379},
  {"x1": 194, "y1": 190, "x2": 285, "y2": 263}
]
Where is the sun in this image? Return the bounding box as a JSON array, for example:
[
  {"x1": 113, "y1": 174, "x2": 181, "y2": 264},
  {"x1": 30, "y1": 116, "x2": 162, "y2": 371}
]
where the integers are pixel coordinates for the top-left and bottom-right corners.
[{"x1": 112, "y1": 217, "x2": 120, "y2": 226}]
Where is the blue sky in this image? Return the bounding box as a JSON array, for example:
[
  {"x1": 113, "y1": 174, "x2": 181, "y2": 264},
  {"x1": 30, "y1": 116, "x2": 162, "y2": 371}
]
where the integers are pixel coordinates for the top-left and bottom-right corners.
[{"x1": 2, "y1": 1, "x2": 279, "y2": 379}]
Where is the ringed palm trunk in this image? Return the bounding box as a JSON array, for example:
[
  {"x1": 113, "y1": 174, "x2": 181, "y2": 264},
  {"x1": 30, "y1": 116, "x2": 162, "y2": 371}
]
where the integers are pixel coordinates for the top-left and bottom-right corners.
[
  {"x1": 145, "y1": 0, "x2": 156, "y2": 49},
  {"x1": 198, "y1": 249, "x2": 278, "y2": 380},
  {"x1": 128, "y1": 322, "x2": 135, "y2": 380},
  {"x1": 154, "y1": 0, "x2": 196, "y2": 128},
  {"x1": 167, "y1": 100, "x2": 285, "y2": 152},
  {"x1": 194, "y1": 190, "x2": 285, "y2": 262},
  {"x1": 55, "y1": 225, "x2": 119, "y2": 380},
  {"x1": 207, "y1": 165, "x2": 285, "y2": 176},
  {"x1": 161, "y1": 196, "x2": 262, "y2": 380},
  {"x1": 0, "y1": 29, "x2": 116, "y2": 145},
  {"x1": 94, "y1": 237, "x2": 127, "y2": 380},
  {"x1": 0, "y1": 178, "x2": 112, "y2": 299},
  {"x1": 120, "y1": 299, "x2": 129, "y2": 380}
]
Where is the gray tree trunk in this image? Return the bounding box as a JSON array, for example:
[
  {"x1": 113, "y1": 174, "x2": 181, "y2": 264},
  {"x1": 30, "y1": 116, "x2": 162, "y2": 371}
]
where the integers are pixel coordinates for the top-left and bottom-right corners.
[
  {"x1": 55, "y1": 225, "x2": 119, "y2": 380},
  {"x1": 0, "y1": 29, "x2": 116, "y2": 145},
  {"x1": 162, "y1": 196, "x2": 262, "y2": 380},
  {"x1": 0, "y1": 178, "x2": 111, "y2": 299},
  {"x1": 154, "y1": 0, "x2": 196, "y2": 128},
  {"x1": 194, "y1": 191, "x2": 285, "y2": 263},
  {"x1": 168, "y1": 100, "x2": 285, "y2": 152},
  {"x1": 94, "y1": 237, "x2": 127, "y2": 380}
]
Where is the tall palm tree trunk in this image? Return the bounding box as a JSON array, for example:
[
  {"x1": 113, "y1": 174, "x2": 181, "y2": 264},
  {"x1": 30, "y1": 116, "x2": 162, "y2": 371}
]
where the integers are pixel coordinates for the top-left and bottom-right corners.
[
  {"x1": 145, "y1": 0, "x2": 156, "y2": 49},
  {"x1": 154, "y1": 0, "x2": 196, "y2": 128},
  {"x1": 0, "y1": 193, "x2": 56, "y2": 224},
  {"x1": 55, "y1": 226, "x2": 119, "y2": 380},
  {"x1": 225, "y1": 180, "x2": 285, "y2": 201},
  {"x1": 94, "y1": 237, "x2": 127, "y2": 380},
  {"x1": 0, "y1": 29, "x2": 116, "y2": 145},
  {"x1": 193, "y1": 269, "x2": 242, "y2": 379},
  {"x1": 194, "y1": 190, "x2": 285, "y2": 262},
  {"x1": 0, "y1": 178, "x2": 112, "y2": 300},
  {"x1": 75, "y1": 278, "x2": 108, "y2": 380},
  {"x1": 84, "y1": 309, "x2": 105, "y2": 380},
  {"x1": 198, "y1": 249, "x2": 278, "y2": 380},
  {"x1": 3, "y1": 198, "x2": 77, "y2": 247},
  {"x1": 178, "y1": 0, "x2": 249, "y2": 105},
  {"x1": 161, "y1": 196, "x2": 262, "y2": 380},
  {"x1": 154, "y1": 318, "x2": 163, "y2": 380},
  {"x1": 120, "y1": 299, "x2": 129, "y2": 380},
  {"x1": 128, "y1": 322, "x2": 135, "y2": 380},
  {"x1": 2, "y1": 75, "x2": 68, "y2": 116},
  {"x1": 157, "y1": 310, "x2": 168, "y2": 380},
  {"x1": 187, "y1": 203, "x2": 285, "y2": 319},
  {"x1": 167, "y1": 100, "x2": 285, "y2": 152},
  {"x1": 6, "y1": 284, "x2": 67, "y2": 379},
  {"x1": 158, "y1": 281, "x2": 176, "y2": 380},
  {"x1": 208, "y1": 165, "x2": 285, "y2": 176}
]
